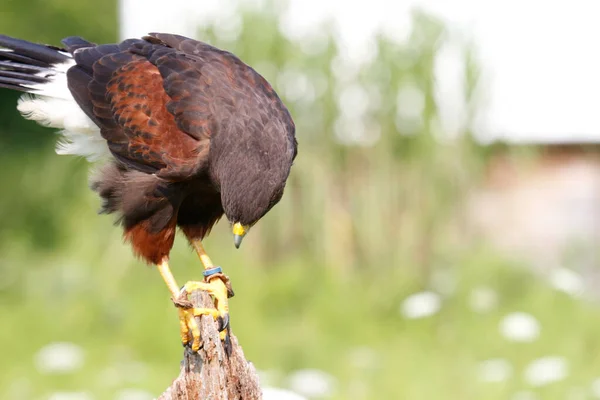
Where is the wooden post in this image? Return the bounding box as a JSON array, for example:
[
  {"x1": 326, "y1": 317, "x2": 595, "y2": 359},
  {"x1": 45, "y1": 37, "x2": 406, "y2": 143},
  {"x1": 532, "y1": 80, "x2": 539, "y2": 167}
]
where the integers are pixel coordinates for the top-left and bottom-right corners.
[{"x1": 158, "y1": 290, "x2": 262, "y2": 400}]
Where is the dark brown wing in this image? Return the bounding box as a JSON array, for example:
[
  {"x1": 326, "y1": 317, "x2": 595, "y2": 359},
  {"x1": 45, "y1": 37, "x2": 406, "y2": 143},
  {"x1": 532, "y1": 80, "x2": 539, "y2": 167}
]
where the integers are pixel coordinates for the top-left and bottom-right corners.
[
  {"x1": 146, "y1": 32, "x2": 294, "y2": 126},
  {"x1": 106, "y1": 57, "x2": 207, "y2": 178},
  {"x1": 65, "y1": 38, "x2": 214, "y2": 180},
  {"x1": 64, "y1": 33, "x2": 295, "y2": 180},
  {"x1": 144, "y1": 33, "x2": 297, "y2": 162}
]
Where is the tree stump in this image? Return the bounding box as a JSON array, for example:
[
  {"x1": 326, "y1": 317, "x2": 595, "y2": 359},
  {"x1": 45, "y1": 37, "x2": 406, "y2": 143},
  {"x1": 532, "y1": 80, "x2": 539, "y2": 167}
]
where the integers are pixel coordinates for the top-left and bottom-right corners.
[{"x1": 158, "y1": 289, "x2": 262, "y2": 399}]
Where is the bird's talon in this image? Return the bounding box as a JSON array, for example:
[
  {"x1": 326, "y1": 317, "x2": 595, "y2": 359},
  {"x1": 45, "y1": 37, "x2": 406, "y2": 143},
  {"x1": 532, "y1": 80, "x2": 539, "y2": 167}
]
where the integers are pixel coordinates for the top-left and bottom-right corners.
[
  {"x1": 222, "y1": 328, "x2": 232, "y2": 356},
  {"x1": 204, "y1": 272, "x2": 235, "y2": 298},
  {"x1": 226, "y1": 281, "x2": 235, "y2": 298},
  {"x1": 172, "y1": 295, "x2": 193, "y2": 309},
  {"x1": 219, "y1": 329, "x2": 228, "y2": 341},
  {"x1": 173, "y1": 273, "x2": 232, "y2": 353},
  {"x1": 217, "y1": 314, "x2": 230, "y2": 331},
  {"x1": 219, "y1": 276, "x2": 235, "y2": 298}
]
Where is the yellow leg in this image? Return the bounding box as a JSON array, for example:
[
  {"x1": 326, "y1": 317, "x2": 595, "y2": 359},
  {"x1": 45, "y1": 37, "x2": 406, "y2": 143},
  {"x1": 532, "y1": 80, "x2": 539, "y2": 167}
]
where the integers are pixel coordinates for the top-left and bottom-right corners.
[
  {"x1": 191, "y1": 239, "x2": 232, "y2": 307},
  {"x1": 157, "y1": 258, "x2": 180, "y2": 298},
  {"x1": 191, "y1": 239, "x2": 214, "y2": 269},
  {"x1": 184, "y1": 240, "x2": 233, "y2": 344}
]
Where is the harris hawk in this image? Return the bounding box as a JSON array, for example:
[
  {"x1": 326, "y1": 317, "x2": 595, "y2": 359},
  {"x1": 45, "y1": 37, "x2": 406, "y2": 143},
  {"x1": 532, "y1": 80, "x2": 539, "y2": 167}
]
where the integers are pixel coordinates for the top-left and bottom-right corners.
[{"x1": 0, "y1": 33, "x2": 297, "y2": 353}]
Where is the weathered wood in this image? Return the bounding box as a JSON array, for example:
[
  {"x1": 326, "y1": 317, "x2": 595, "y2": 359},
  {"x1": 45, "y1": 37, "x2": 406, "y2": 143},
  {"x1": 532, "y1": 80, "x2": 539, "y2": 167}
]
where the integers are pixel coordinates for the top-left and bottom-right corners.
[{"x1": 158, "y1": 290, "x2": 262, "y2": 400}]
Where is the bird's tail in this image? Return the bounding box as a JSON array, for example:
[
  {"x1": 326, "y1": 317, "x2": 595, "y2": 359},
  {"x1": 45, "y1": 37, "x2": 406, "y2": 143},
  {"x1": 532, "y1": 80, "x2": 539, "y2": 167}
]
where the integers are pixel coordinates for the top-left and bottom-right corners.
[
  {"x1": 0, "y1": 34, "x2": 108, "y2": 161},
  {"x1": 0, "y1": 34, "x2": 73, "y2": 96}
]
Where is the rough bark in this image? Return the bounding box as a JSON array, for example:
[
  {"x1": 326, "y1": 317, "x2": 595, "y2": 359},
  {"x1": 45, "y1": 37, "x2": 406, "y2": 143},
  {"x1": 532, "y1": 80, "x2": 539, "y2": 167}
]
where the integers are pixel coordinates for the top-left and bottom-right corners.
[{"x1": 158, "y1": 290, "x2": 262, "y2": 400}]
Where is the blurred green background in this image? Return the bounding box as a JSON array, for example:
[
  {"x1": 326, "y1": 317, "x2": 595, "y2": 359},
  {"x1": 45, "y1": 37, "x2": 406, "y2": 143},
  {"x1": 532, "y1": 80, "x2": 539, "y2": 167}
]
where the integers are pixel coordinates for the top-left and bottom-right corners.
[{"x1": 1, "y1": 1, "x2": 600, "y2": 399}]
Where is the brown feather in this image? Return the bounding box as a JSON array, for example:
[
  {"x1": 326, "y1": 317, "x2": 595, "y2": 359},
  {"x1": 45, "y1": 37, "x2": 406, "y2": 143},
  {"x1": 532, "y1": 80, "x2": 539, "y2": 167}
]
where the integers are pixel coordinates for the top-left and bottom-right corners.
[
  {"x1": 106, "y1": 58, "x2": 206, "y2": 179},
  {"x1": 125, "y1": 216, "x2": 177, "y2": 265}
]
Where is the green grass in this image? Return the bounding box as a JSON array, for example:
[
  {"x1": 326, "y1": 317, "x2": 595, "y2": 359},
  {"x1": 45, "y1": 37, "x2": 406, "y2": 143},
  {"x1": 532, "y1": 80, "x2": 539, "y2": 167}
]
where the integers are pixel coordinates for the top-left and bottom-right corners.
[{"x1": 1, "y1": 167, "x2": 600, "y2": 399}]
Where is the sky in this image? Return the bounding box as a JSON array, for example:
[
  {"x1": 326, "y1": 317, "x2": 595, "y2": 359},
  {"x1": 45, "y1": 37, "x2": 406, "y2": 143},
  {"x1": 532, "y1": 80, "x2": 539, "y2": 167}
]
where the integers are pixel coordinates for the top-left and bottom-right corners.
[{"x1": 120, "y1": 0, "x2": 600, "y2": 144}]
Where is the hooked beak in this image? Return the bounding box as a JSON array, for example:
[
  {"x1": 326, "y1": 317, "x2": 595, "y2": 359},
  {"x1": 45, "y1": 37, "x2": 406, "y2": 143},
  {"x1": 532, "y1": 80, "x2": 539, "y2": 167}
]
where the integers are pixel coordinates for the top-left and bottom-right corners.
[
  {"x1": 234, "y1": 234, "x2": 243, "y2": 249},
  {"x1": 232, "y1": 222, "x2": 248, "y2": 249}
]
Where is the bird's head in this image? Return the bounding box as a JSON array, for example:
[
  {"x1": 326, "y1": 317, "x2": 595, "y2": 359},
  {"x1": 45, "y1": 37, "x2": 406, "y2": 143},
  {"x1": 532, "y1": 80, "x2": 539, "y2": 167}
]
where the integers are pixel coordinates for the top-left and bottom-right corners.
[
  {"x1": 221, "y1": 171, "x2": 287, "y2": 249},
  {"x1": 211, "y1": 130, "x2": 297, "y2": 249}
]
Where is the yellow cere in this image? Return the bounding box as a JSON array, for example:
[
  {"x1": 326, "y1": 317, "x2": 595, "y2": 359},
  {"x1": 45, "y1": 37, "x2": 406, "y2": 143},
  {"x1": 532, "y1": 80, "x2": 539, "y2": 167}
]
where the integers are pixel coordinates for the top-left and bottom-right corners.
[{"x1": 232, "y1": 222, "x2": 247, "y2": 237}]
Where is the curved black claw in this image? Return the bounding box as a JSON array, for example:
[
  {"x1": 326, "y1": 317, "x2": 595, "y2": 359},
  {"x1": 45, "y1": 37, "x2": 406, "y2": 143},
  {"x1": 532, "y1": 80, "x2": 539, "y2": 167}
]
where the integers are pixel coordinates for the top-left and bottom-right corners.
[
  {"x1": 223, "y1": 326, "x2": 232, "y2": 356},
  {"x1": 226, "y1": 283, "x2": 235, "y2": 298},
  {"x1": 217, "y1": 314, "x2": 232, "y2": 356},
  {"x1": 182, "y1": 335, "x2": 203, "y2": 351},
  {"x1": 217, "y1": 314, "x2": 230, "y2": 332}
]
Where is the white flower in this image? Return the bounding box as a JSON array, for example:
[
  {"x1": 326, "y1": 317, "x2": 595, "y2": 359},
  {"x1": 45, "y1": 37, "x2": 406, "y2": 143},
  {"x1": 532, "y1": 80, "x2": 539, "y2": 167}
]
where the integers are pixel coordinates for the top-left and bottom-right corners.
[
  {"x1": 524, "y1": 356, "x2": 568, "y2": 387},
  {"x1": 400, "y1": 291, "x2": 442, "y2": 319},
  {"x1": 469, "y1": 286, "x2": 499, "y2": 313},
  {"x1": 35, "y1": 342, "x2": 84, "y2": 374},
  {"x1": 549, "y1": 267, "x2": 584, "y2": 297},
  {"x1": 478, "y1": 358, "x2": 513, "y2": 383},
  {"x1": 263, "y1": 387, "x2": 307, "y2": 400},
  {"x1": 288, "y1": 369, "x2": 336, "y2": 398},
  {"x1": 499, "y1": 312, "x2": 540, "y2": 342}
]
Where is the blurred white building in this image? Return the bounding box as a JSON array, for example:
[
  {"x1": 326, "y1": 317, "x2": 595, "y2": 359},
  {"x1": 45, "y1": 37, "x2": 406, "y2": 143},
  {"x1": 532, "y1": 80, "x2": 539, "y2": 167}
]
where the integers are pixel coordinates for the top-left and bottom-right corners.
[{"x1": 120, "y1": 0, "x2": 600, "y2": 144}]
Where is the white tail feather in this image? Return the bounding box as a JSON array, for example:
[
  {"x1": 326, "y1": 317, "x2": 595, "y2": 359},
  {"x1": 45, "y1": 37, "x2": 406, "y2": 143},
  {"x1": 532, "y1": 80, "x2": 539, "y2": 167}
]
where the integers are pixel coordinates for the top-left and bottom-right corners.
[
  {"x1": 16, "y1": 59, "x2": 110, "y2": 162},
  {"x1": 56, "y1": 130, "x2": 109, "y2": 162},
  {"x1": 18, "y1": 95, "x2": 73, "y2": 128}
]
